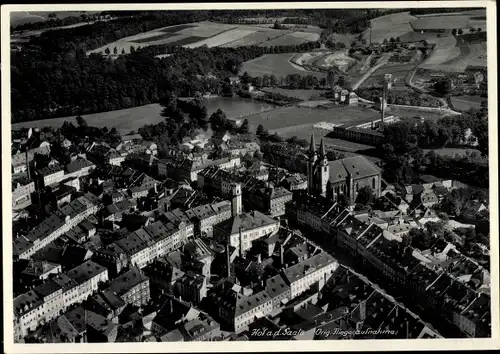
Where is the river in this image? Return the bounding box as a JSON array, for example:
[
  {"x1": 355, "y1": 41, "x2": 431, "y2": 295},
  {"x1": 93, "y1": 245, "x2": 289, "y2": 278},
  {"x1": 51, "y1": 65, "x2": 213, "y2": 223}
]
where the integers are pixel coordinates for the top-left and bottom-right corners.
[{"x1": 11, "y1": 97, "x2": 278, "y2": 134}]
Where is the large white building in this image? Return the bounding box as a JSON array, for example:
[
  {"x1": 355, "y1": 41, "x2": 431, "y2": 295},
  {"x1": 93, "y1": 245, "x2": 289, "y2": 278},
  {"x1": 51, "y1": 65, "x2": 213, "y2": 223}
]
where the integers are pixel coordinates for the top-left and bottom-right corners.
[
  {"x1": 213, "y1": 183, "x2": 279, "y2": 254},
  {"x1": 281, "y1": 252, "x2": 338, "y2": 298}
]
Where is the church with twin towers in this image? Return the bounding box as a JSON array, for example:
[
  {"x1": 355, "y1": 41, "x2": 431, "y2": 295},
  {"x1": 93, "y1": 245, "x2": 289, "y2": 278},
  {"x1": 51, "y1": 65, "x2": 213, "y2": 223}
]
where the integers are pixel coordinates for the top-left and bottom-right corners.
[{"x1": 306, "y1": 134, "x2": 382, "y2": 206}]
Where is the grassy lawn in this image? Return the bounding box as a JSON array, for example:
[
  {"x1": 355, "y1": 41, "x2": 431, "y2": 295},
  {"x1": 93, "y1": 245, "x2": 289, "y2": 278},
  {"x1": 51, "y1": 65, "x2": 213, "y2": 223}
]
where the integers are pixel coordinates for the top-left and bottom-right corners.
[
  {"x1": 240, "y1": 53, "x2": 326, "y2": 78},
  {"x1": 243, "y1": 105, "x2": 380, "y2": 132},
  {"x1": 11, "y1": 104, "x2": 165, "y2": 134},
  {"x1": 451, "y1": 95, "x2": 486, "y2": 111},
  {"x1": 260, "y1": 88, "x2": 327, "y2": 101}
]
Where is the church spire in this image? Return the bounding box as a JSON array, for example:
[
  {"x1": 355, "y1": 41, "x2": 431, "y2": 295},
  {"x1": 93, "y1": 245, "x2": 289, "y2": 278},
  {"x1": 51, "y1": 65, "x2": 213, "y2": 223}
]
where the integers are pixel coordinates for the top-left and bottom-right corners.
[
  {"x1": 319, "y1": 138, "x2": 326, "y2": 159},
  {"x1": 309, "y1": 134, "x2": 316, "y2": 155}
]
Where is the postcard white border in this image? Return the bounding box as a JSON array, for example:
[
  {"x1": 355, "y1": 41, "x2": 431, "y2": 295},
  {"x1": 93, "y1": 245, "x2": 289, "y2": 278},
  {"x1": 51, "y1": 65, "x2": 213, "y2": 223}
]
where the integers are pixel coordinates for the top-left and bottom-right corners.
[{"x1": 2, "y1": 1, "x2": 499, "y2": 352}]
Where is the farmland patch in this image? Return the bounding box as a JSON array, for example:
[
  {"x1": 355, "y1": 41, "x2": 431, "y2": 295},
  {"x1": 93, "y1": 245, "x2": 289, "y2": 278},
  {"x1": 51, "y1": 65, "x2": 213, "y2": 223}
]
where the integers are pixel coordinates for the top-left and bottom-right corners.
[
  {"x1": 410, "y1": 16, "x2": 470, "y2": 31},
  {"x1": 288, "y1": 31, "x2": 320, "y2": 42},
  {"x1": 185, "y1": 29, "x2": 257, "y2": 48},
  {"x1": 240, "y1": 53, "x2": 326, "y2": 78},
  {"x1": 221, "y1": 31, "x2": 284, "y2": 47},
  {"x1": 131, "y1": 32, "x2": 179, "y2": 44},
  {"x1": 257, "y1": 33, "x2": 311, "y2": 47},
  {"x1": 420, "y1": 36, "x2": 460, "y2": 69},
  {"x1": 243, "y1": 105, "x2": 379, "y2": 132},
  {"x1": 362, "y1": 11, "x2": 417, "y2": 44},
  {"x1": 160, "y1": 24, "x2": 197, "y2": 33}
]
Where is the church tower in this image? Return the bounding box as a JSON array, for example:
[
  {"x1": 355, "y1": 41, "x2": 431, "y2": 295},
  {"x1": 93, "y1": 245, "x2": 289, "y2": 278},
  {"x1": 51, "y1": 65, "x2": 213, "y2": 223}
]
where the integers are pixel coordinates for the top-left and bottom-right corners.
[
  {"x1": 231, "y1": 182, "x2": 242, "y2": 217},
  {"x1": 318, "y1": 138, "x2": 329, "y2": 197},
  {"x1": 307, "y1": 134, "x2": 317, "y2": 194}
]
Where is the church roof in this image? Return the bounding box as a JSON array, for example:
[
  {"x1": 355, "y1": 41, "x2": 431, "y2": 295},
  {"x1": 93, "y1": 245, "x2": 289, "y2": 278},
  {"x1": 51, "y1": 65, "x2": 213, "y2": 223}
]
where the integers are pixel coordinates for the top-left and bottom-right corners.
[
  {"x1": 214, "y1": 210, "x2": 277, "y2": 236},
  {"x1": 328, "y1": 156, "x2": 380, "y2": 183}
]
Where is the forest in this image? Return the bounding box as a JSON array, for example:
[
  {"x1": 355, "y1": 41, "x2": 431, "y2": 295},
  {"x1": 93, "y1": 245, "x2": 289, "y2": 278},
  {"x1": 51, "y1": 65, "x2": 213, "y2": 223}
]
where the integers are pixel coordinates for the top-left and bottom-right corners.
[{"x1": 11, "y1": 41, "x2": 318, "y2": 123}]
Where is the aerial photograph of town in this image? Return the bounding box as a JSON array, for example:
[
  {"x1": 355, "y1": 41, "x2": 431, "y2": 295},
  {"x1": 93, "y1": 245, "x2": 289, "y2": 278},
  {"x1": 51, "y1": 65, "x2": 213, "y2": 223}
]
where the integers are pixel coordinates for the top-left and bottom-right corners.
[{"x1": 7, "y1": 4, "x2": 493, "y2": 345}]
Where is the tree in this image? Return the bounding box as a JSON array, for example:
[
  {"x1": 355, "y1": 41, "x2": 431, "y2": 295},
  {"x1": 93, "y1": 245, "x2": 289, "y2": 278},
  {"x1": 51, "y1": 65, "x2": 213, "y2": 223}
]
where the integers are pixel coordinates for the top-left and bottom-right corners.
[
  {"x1": 396, "y1": 37, "x2": 401, "y2": 42},
  {"x1": 470, "y1": 28, "x2": 476, "y2": 33},
  {"x1": 444, "y1": 188, "x2": 472, "y2": 216},
  {"x1": 113, "y1": 47, "x2": 118, "y2": 55},
  {"x1": 239, "y1": 119, "x2": 249, "y2": 134},
  {"x1": 477, "y1": 27, "x2": 482, "y2": 32},
  {"x1": 76, "y1": 115, "x2": 88, "y2": 127},
  {"x1": 256, "y1": 124, "x2": 268, "y2": 138},
  {"x1": 209, "y1": 109, "x2": 229, "y2": 132},
  {"x1": 337, "y1": 75, "x2": 345, "y2": 87},
  {"x1": 121, "y1": 48, "x2": 126, "y2": 54},
  {"x1": 383, "y1": 38, "x2": 388, "y2": 44},
  {"x1": 104, "y1": 47, "x2": 110, "y2": 55},
  {"x1": 390, "y1": 37, "x2": 395, "y2": 43},
  {"x1": 452, "y1": 29, "x2": 457, "y2": 36},
  {"x1": 273, "y1": 21, "x2": 282, "y2": 30},
  {"x1": 327, "y1": 71, "x2": 336, "y2": 90},
  {"x1": 458, "y1": 28, "x2": 464, "y2": 35},
  {"x1": 130, "y1": 45, "x2": 136, "y2": 53},
  {"x1": 241, "y1": 71, "x2": 252, "y2": 85},
  {"x1": 355, "y1": 186, "x2": 374, "y2": 206},
  {"x1": 433, "y1": 79, "x2": 452, "y2": 97},
  {"x1": 192, "y1": 146, "x2": 203, "y2": 154},
  {"x1": 409, "y1": 228, "x2": 434, "y2": 251}
]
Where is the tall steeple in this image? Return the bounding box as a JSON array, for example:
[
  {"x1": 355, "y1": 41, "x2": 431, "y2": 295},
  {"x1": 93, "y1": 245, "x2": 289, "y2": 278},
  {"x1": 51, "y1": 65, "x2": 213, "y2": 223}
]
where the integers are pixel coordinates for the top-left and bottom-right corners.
[
  {"x1": 308, "y1": 134, "x2": 316, "y2": 156},
  {"x1": 319, "y1": 137, "x2": 326, "y2": 160},
  {"x1": 307, "y1": 134, "x2": 317, "y2": 195},
  {"x1": 318, "y1": 138, "x2": 329, "y2": 197}
]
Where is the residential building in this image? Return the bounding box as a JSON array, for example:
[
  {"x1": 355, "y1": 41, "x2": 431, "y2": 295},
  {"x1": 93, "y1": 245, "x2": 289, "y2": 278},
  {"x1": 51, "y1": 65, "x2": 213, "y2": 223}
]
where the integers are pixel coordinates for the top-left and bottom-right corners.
[{"x1": 108, "y1": 267, "x2": 150, "y2": 307}]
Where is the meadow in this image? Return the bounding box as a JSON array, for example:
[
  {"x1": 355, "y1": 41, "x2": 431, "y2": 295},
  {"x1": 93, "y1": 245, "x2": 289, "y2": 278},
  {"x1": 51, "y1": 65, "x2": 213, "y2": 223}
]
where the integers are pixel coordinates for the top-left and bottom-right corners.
[
  {"x1": 240, "y1": 53, "x2": 326, "y2": 78},
  {"x1": 87, "y1": 21, "x2": 320, "y2": 55},
  {"x1": 361, "y1": 12, "x2": 417, "y2": 44}
]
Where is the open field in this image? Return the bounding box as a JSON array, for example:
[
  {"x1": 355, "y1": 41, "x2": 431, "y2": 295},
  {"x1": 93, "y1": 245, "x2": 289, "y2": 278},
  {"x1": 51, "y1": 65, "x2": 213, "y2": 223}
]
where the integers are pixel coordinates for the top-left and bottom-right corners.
[
  {"x1": 451, "y1": 95, "x2": 486, "y2": 111},
  {"x1": 433, "y1": 43, "x2": 487, "y2": 72},
  {"x1": 360, "y1": 63, "x2": 416, "y2": 88},
  {"x1": 260, "y1": 88, "x2": 326, "y2": 101},
  {"x1": 256, "y1": 33, "x2": 314, "y2": 47},
  {"x1": 361, "y1": 12, "x2": 417, "y2": 44},
  {"x1": 185, "y1": 28, "x2": 257, "y2": 48},
  {"x1": 11, "y1": 104, "x2": 165, "y2": 134},
  {"x1": 288, "y1": 31, "x2": 320, "y2": 41},
  {"x1": 389, "y1": 107, "x2": 451, "y2": 121},
  {"x1": 159, "y1": 24, "x2": 197, "y2": 33},
  {"x1": 11, "y1": 97, "x2": 279, "y2": 134},
  {"x1": 420, "y1": 36, "x2": 460, "y2": 69},
  {"x1": 325, "y1": 32, "x2": 357, "y2": 47},
  {"x1": 243, "y1": 105, "x2": 380, "y2": 132},
  {"x1": 410, "y1": 15, "x2": 470, "y2": 31},
  {"x1": 222, "y1": 30, "x2": 286, "y2": 47},
  {"x1": 87, "y1": 21, "x2": 319, "y2": 55},
  {"x1": 240, "y1": 53, "x2": 326, "y2": 78}
]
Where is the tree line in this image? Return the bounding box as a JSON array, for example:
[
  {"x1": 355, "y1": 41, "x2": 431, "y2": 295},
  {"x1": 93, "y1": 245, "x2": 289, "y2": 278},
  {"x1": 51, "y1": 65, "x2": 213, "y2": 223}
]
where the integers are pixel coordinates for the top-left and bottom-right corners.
[{"x1": 11, "y1": 41, "x2": 318, "y2": 123}]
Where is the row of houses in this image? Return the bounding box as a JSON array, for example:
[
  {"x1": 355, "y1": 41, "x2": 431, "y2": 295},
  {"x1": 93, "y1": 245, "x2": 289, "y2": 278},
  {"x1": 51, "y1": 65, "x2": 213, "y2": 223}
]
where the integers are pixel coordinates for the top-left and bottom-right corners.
[
  {"x1": 197, "y1": 166, "x2": 293, "y2": 217},
  {"x1": 286, "y1": 194, "x2": 491, "y2": 338},
  {"x1": 13, "y1": 193, "x2": 100, "y2": 260}
]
